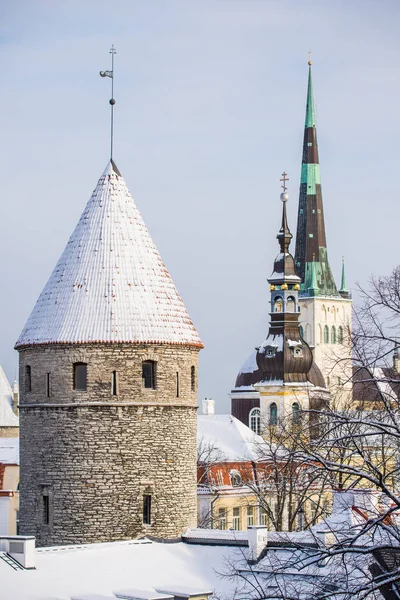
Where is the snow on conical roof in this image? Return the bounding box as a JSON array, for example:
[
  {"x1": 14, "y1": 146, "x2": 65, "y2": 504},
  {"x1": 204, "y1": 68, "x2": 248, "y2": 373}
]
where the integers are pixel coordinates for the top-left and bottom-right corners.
[
  {"x1": 16, "y1": 161, "x2": 202, "y2": 348},
  {"x1": 0, "y1": 366, "x2": 18, "y2": 427}
]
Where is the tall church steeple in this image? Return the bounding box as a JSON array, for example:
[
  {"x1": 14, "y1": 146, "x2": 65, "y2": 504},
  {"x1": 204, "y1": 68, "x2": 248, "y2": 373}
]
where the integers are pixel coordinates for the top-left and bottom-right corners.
[{"x1": 294, "y1": 58, "x2": 338, "y2": 297}]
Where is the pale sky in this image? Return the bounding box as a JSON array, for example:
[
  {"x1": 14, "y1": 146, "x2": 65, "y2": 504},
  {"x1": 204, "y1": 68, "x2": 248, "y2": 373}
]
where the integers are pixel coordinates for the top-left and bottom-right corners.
[{"x1": 1, "y1": 0, "x2": 400, "y2": 411}]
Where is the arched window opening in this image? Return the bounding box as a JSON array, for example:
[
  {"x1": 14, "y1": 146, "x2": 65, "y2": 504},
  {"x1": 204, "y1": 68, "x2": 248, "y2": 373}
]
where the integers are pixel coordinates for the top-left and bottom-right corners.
[
  {"x1": 230, "y1": 470, "x2": 242, "y2": 487},
  {"x1": 292, "y1": 402, "x2": 301, "y2": 424},
  {"x1": 338, "y1": 326, "x2": 344, "y2": 344},
  {"x1": 332, "y1": 306, "x2": 336, "y2": 321},
  {"x1": 73, "y1": 362, "x2": 87, "y2": 391},
  {"x1": 331, "y1": 326, "x2": 336, "y2": 344},
  {"x1": 274, "y1": 297, "x2": 283, "y2": 313},
  {"x1": 142, "y1": 361, "x2": 156, "y2": 389},
  {"x1": 191, "y1": 365, "x2": 196, "y2": 392},
  {"x1": 305, "y1": 323, "x2": 311, "y2": 344},
  {"x1": 318, "y1": 324, "x2": 322, "y2": 344},
  {"x1": 270, "y1": 402, "x2": 278, "y2": 426},
  {"x1": 299, "y1": 325, "x2": 304, "y2": 339},
  {"x1": 249, "y1": 407, "x2": 261, "y2": 435},
  {"x1": 286, "y1": 296, "x2": 296, "y2": 312},
  {"x1": 324, "y1": 325, "x2": 329, "y2": 344},
  {"x1": 321, "y1": 305, "x2": 327, "y2": 321}
]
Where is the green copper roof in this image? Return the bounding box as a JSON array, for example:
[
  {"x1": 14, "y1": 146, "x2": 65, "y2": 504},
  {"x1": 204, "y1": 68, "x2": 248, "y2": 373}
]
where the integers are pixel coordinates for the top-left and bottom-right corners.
[
  {"x1": 308, "y1": 259, "x2": 319, "y2": 294},
  {"x1": 305, "y1": 66, "x2": 316, "y2": 128},
  {"x1": 301, "y1": 163, "x2": 321, "y2": 195},
  {"x1": 340, "y1": 258, "x2": 347, "y2": 292}
]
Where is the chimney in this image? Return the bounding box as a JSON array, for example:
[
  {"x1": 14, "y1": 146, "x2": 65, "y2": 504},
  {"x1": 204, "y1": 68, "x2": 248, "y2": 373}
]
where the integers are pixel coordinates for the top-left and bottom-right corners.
[
  {"x1": 394, "y1": 345, "x2": 400, "y2": 373},
  {"x1": 0, "y1": 535, "x2": 36, "y2": 569},
  {"x1": 202, "y1": 398, "x2": 215, "y2": 415},
  {"x1": 247, "y1": 526, "x2": 268, "y2": 563}
]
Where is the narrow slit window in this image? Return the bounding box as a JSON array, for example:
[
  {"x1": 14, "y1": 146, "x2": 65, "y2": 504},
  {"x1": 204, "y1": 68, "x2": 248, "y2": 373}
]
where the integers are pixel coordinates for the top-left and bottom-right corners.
[
  {"x1": 25, "y1": 365, "x2": 31, "y2": 392},
  {"x1": 73, "y1": 363, "x2": 87, "y2": 391},
  {"x1": 191, "y1": 366, "x2": 196, "y2": 392},
  {"x1": 142, "y1": 361, "x2": 156, "y2": 389},
  {"x1": 143, "y1": 494, "x2": 151, "y2": 525},
  {"x1": 43, "y1": 494, "x2": 50, "y2": 525},
  {"x1": 112, "y1": 371, "x2": 118, "y2": 396},
  {"x1": 46, "y1": 373, "x2": 51, "y2": 398},
  {"x1": 176, "y1": 372, "x2": 180, "y2": 397}
]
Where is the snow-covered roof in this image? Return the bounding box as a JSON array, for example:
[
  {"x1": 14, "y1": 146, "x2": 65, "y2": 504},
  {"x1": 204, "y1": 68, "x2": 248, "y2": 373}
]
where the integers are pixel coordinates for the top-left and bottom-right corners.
[
  {"x1": 197, "y1": 414, "x2": 264, "y2": 461},
  {"x1": 0, "y1": 366, "x2": 18, "y2": 428},
  {"x1": 0, "y1": 438, "x2": 19, "y2": 465},
  {"x1": 0, "y1": 538, "x2": 241, "y2": 600},
  {"x1": 16, "y1": 161, "x2": 202, "y2": 349}
]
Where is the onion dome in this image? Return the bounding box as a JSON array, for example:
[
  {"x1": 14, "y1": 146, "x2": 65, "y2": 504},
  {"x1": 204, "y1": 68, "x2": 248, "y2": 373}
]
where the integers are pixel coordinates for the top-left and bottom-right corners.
[{"x1": 16, "y1": 161, "x2": 202, "y2": 349}]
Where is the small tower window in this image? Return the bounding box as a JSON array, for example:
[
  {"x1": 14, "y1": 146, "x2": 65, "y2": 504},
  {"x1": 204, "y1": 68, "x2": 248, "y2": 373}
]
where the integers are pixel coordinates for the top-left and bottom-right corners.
[
  {"x1": 176, "y1": 372, "x2": 180, "y2": 397},
  {"x1": 292, "y1": 402, "x2": 301, "y2": 424},
  {"x1": 338, "y1": 326, "x2": 344, "y2": 344},
  {"x1": 112, "y1": 371, "x2": 118, "y2": 396},
  {"x1": 25, "y1": 365, "x2": 31, "y2": 392},
  {"x1": 143, "y1": 494, "x2": 151, "y2": 525},
  {"x1": 331, "y1": 326, "x2": 336, "y2": 344},
  {"x1": 274, "y1": 297, "x2": 283, "y2": 313},
  {"x1": 270, "y1": 402, "x2": 278, "y2": 426},
  {"x1": 43, "y1": 495, "x2": 50, "y2": 525},
  {"x1": 73, "y1": 363, "x2": 87, "y2": 391},
  {"x1": 142, "y1": 361, "x2": 156, "y2": 389},
  {"x1": 46, "y1": 373, "x2": 51, "y2": 398},
  {"x1": 324, "y1": 325, "x2": 329, "y2": 344},
  {"x1": 191, "y1": 366, "x2": 196, "y2": 392},
  {"x1": 286, "y1": 296, "x2": 296, "y2": 312},
  {"x1": 249, "y1": 407, "x2": 261, "y2": 435}
]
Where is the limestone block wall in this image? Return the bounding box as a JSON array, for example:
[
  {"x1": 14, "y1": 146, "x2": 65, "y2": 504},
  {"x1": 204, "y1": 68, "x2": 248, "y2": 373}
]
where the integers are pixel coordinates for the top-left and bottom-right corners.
[{"x1": 18, "y1": 343, "x2": 199, "y2": 547}]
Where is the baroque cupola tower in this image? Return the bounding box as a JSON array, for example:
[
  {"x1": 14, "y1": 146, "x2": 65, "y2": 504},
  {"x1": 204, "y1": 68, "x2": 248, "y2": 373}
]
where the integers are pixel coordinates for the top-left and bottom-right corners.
[
  {"x1": 16, "y1": 155, "x2": 202, "y2": 544},
  {"x1": 294, "y1": 58, "x2": 352, "y2": 407},
  {"x1": 230, "y1": 182, "x2": 328, "y2": 435}
]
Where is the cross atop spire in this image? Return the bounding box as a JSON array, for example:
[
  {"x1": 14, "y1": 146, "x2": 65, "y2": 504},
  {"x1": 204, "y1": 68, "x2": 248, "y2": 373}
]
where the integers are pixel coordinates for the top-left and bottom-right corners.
[{"x1": 280, "y1": 171, "x2": 289, "y2": 192}]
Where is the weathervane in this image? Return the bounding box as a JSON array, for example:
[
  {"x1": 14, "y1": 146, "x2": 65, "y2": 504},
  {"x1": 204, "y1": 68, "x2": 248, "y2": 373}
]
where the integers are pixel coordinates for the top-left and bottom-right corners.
[
  {"x1": 308, "y1": 51, "x2": 312, "y2": 66},
  {"x1": 280, "y1": 171, "x2": 289, "y2": 192},
  {"x1": 100, "y1": 45, "x2": 116, "y2": 160}
]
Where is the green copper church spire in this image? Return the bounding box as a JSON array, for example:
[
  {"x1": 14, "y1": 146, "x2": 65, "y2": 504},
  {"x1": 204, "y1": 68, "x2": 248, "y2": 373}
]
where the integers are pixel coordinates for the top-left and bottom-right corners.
[
  {"x1": 339, "y1": 257, "x2": 349, "y2": 299},
  {"x1": 294, "y1": 56, "x2": 339, "y2": 298},
  {"x1": 308, "y1": 256, "x2": 320, "y2": 296}
]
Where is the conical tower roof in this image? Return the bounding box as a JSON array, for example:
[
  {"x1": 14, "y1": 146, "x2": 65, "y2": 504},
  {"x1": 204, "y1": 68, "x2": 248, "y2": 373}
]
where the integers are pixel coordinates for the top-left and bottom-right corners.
[
  {"x1": 16, "y1": 161, "x2": 202, "y2": 348},
  {"x1": 294, "y1": 61, "x2": 338, "y2": 297},
  {"x1": 0, "y1": 366, "x2": 18, "y2": 427}
]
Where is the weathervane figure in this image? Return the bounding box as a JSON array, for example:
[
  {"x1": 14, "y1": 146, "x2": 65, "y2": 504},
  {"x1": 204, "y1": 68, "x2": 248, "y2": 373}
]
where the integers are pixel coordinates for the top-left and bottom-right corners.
[{"x1": 100, "y1": 45, "x2": 116, "y2": 160}]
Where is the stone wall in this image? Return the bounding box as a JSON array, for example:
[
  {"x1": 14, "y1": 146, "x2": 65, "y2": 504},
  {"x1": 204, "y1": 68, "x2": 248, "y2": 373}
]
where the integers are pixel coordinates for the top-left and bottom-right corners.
[{"x1": 18, "y1": 343, "x2": 199, "y2": 546}]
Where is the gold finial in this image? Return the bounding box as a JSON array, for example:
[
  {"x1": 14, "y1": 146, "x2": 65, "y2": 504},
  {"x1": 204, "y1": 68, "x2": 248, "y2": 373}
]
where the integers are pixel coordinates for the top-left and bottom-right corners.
[{"x1": 308, "y1": 51, "x2": 312, "y2": 66}]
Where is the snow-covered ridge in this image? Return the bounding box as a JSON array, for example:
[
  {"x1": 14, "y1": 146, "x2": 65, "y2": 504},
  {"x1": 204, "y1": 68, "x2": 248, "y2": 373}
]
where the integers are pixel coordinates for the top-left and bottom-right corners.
[{"x1": 16, "y1": 161, "x2": 202, "y2": 348}]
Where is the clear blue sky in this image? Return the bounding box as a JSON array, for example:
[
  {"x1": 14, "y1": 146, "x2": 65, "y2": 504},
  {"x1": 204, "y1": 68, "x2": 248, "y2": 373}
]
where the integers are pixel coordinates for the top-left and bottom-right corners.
[{"x1": 1, "y1": 0, "x2": 400, "y2": 411}]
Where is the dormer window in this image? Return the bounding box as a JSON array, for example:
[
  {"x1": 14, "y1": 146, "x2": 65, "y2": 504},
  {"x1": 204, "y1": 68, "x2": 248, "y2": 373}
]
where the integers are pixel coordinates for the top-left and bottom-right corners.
[
  {"x1": 265, "y1": 345, "x2": 277, "y2": 358},
  {"x1": 230, "y1": 470, "x2": 242, "y2": 487},
  {"x1": 294, "y1": 346, "x2": 303, "y2": 358}
]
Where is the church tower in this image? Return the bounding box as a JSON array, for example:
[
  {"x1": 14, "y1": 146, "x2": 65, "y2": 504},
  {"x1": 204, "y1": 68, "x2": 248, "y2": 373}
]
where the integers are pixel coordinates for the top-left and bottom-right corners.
[
  {"x1": 15, "y1": 159, "x2": 202, "y2": 546},
  {"x1": 294, "y1": 59, "x2": 352, "y2": 406}
]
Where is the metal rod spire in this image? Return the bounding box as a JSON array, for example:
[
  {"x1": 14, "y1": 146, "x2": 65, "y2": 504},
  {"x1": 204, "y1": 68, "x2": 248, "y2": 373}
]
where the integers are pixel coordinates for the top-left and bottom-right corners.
[
  {"x1": 100, "y1": 45, "x2": 116, "y2": 161},
  {"x1": 109, "y1": 45, "x2": 116, "y2": 161}
]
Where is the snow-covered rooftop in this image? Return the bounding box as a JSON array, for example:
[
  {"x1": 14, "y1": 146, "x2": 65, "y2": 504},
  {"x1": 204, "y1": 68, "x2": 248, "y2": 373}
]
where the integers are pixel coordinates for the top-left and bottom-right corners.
[
  {"x1": 0, "y1": 366, "x2": 18, "y2": 428},
  {"x1": 197, "y1": 414, "x2": 264, "y2": 461},
  {"x1": 0, "y1": 538, "x2": 240, "y2": 600},
  {"x1": 0, "y1": 438, "x2": 19, "y2": 465},
  {"x1": 16, "y1": 161, "x2": 202, "y2": 349}
]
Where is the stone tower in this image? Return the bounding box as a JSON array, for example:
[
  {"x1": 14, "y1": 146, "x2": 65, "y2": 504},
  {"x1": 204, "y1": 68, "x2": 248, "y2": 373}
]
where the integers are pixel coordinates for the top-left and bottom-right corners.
[
  {"x1": 15, "y1": 159, "x2": 203, "y2": 547},
  {"x1": 294, "y1": 59, "x2": 352, "y2": 407}
]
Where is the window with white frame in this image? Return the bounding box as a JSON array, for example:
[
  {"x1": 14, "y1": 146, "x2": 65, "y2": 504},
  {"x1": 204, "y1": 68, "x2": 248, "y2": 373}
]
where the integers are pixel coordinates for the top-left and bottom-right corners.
[
  {"x1": 233, "y1": 507, "x2": 241, "y2": 530},
  {"x1": 249, "y1": 407, "x2": 261, "y2": 435},
  {"x1": 270, "y1": 402, "x2": 278, "y2": 426},
  {"x1": 247, "y1": 505, "x2": 255, "y2": 527},
  {"x1": 218, "y1": 507, "x2": 227, "y2": 530},
  {"x1": 259, "y1": 506, "x2": 269, "y2": 526}
]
